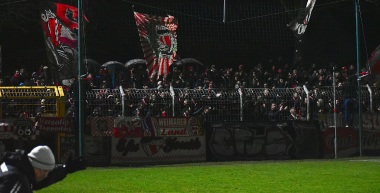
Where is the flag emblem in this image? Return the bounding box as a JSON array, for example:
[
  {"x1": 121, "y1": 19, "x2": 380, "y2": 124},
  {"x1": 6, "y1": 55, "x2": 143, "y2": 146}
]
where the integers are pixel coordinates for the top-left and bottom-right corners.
[{"x1": 134, "y1": 12, "x2": 178, "y2": 79}]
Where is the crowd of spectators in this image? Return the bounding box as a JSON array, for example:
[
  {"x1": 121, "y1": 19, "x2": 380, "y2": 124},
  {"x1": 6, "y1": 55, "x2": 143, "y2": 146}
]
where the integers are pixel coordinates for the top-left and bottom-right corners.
[{"x1": 0, "y1": 57, "x2": 375, "y2": 124}]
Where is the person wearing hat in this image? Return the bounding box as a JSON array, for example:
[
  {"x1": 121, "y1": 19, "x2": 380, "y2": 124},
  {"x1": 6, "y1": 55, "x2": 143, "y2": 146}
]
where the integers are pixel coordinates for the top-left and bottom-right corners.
[{"x1": 0, "y1": 145, "x2": 86, "y2": 192}]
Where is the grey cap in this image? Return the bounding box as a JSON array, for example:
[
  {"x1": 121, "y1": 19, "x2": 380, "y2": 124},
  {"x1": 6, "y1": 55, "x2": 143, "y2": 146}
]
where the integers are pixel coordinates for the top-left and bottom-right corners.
[{"x1": 27, "y1": 146, "x2": 55, "y2": 171}]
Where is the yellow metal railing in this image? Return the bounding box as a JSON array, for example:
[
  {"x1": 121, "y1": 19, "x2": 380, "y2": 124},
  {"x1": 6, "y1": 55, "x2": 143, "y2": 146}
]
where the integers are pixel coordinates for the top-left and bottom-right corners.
[{"x1": 0, "y1": 86, "x2": 65, "y2": 117}]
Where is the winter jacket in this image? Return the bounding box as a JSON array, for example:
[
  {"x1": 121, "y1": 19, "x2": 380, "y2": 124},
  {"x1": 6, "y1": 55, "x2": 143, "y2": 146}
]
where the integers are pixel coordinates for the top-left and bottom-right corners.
[
  {"x1": 0, "y1": 150, "x2": 70, "y2": 192},
  {"x1": 0, "y1": 149, "x2": 36, "y2": 193}
]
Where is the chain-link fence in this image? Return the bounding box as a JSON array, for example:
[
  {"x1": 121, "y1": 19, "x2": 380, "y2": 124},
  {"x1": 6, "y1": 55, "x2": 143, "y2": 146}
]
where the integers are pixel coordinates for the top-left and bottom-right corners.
[
  {"x1": 82, "y1": 85, "x2": 374, "y2": 122},
  {"x1": 0, "y1": 85, "x2": 362, "y2": 123},
  {"x1": 85, "y1": 89, "x2": 122, "y2": 117}
]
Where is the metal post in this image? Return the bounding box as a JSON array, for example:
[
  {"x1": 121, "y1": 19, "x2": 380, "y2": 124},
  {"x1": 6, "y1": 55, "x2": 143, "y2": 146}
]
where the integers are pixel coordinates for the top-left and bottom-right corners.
[
  {"x1": 239, "y1": 88, "x2": 243, "y2": 121},
  {"x1": 223, "y1": 0, "x2": 226, "y2": 23},
  {"x1": 302, "y1": 85, "x2": 310, "y2": 121},
  {"x1": 367, "y1": 84, "x2": 373, "y2": 113},
  {"x1": 78, "y1": 0, "x2": 83, "y2": 157},
  {"x1": 120, "y1": 86, "x2": 125, "y2": 117},
  {"x1": 333, "y1": 67, "x2": 337, "y2": 159},
  {"x1": 355, "y1": 0, "x2": 362, "y2": 157},
  {"x1": 170, "y1": 85, "x2": 175, "y2": 116}
]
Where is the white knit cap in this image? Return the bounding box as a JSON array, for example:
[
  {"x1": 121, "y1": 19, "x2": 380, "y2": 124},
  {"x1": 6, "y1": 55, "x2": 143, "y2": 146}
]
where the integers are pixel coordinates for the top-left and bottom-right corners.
[{"x1": 27, "y1": 146, "x2": 55, "y2": 171}]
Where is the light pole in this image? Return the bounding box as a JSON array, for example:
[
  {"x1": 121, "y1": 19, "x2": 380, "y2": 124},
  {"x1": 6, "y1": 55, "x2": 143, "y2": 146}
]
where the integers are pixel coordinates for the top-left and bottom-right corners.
[
  {"x1": 355, "y1": 0, "x2": 362, "y2": 157},
  {"x1": 78, "y1": 0, "x2": 83, "y2": 157}
]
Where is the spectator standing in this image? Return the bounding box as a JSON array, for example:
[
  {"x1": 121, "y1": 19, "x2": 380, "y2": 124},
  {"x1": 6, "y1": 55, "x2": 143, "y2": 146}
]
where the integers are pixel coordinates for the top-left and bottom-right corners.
[
  {"x1": 263, "y1": 102, "x2": 284, "y2": 121},
  {"x1": 342, "y1": 74, "x2": 357, "y2": 127},
  {"x1": 19, "y1": 68, "x2": 29, "y2": 85},
  {"x1": 10, "y1": 70, "x2": 21, "y2": 86},
  {"x1": 288, "y1": 107, "x2": 299, "y2": 120}
]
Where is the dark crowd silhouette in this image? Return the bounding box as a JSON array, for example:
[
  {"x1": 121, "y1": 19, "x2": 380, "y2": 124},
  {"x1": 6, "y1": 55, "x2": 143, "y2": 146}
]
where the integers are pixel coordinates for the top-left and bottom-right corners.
[{"x1": 0, "y1": 57, "x2": 377, "y2": 125}]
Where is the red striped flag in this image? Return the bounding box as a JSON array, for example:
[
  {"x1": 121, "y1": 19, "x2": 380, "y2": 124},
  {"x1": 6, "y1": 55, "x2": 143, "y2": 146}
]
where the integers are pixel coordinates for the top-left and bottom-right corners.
[
  {"x1": 134, "y1": 12, "x2": 178, "y2": 79},
  {"x1": 287, "y1": 0, "x2": 316, "y2": 37},
  {"x1": 368, "y1": 45, "x2": 380, "y2": 74},
  {"x1": 40, "y1": 2, "x2": 87, "y2": 85}
]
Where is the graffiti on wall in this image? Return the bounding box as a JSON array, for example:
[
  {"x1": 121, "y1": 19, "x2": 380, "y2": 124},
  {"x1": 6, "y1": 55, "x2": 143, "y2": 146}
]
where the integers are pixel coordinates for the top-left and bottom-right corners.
[
  {"x1": 207, "y1": 122, "x2": 295, "y2": 160},
  {"x1": 206, "y1": 121, "x2": 320, "y2": 160}
]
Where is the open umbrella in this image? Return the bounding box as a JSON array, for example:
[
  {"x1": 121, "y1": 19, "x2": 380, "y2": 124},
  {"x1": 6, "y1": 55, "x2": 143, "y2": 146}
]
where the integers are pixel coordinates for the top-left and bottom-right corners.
[
  {"x1": 101, "y1": 61, "x2": 124, "y2": 88},
  {"x1": 125, "y1": 59, "x2": 146, "y2": 70},
  {"x1": 171, "y1": 58, "x2": 205, "y2": 73},
  {"x1": 101, "y1": 61, "x2": 124, "y2": 69},
  {"x1": 83, "y1": 58, "x2": 100, "y2": 74}
]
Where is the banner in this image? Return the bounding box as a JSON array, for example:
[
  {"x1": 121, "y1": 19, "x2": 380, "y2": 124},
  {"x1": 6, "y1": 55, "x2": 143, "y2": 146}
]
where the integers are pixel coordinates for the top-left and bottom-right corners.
[
  {"x1": 36, "y1": 117, "x2": 72, "y2": 133},
  {"x1": 134, "y1": 12, "x2": 178, "y2": 79},
  {"x1": 40, "y1": 2, "x2": 83, "y2": 85},
  {"x1": 287, "y1": 0, "x2": 316, "y2": 37},
  {"x1": 111, "y1": 117, "x2": 206, "y2": 165}
]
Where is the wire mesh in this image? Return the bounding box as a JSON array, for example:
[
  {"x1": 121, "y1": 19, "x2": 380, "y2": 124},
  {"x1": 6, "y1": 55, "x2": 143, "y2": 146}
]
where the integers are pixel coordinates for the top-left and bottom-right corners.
[
  {"x1": 0, "y1": 87, "x2": 62, "y2": 118},
  {"x1": 123, "y1": 88, "x2": 172, "y2": 118},
  {"x1": 173, "y1": 88, "x2": 241, "y2": 122},
  {"x1": 85, "y1": 89, "x2": 122, "y2": 117}
]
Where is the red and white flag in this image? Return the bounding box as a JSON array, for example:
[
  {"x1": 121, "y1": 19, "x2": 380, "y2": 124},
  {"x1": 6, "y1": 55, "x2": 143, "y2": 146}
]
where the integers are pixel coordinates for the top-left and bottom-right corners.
[
  {"x1": 287, "y1": 0, "x2": 317, "y2": 37},
  {"x1": 368, "y1": 45, "x2": 380, "y2": 75},
  {"x1": 40, "y1": 2, "x2": 87, "y2": 84},
  {"x1": 134, "y1": 12, "x2": 178, "y2": 79}
]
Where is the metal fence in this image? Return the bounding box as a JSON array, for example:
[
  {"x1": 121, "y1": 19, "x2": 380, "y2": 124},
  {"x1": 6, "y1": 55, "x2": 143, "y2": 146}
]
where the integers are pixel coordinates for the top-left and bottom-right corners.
[
  {"x1": 85, "y1": 89, "x2": 122, "y2": 117},
  {"x1": 82, "y1": 85, "x2": 375, "y2": 122},
  {"x1": 0, "y1": 86, "x2": 65, "y2": 118}
]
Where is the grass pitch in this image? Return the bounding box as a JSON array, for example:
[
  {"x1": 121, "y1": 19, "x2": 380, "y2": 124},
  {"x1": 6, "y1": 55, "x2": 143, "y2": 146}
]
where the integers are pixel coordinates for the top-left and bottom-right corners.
[{"x1": 36, "y1": 158, "x2": 380, "y2": 193}]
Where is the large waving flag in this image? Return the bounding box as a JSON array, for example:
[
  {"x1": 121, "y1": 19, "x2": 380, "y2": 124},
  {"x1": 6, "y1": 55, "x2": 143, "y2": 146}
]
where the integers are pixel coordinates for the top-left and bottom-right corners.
[
  {"x1": 368, "y1": 45, "x2": 380, "y2": 75},
  {"x1": 40, "y1": 2, "x2": 84, "y2": 85},
  {"x1": 134, "y1": 12, "x2": 178, "y2": 79},
  {"x1": 287, "y1": 0, "x2": 316, "y2": 37}
]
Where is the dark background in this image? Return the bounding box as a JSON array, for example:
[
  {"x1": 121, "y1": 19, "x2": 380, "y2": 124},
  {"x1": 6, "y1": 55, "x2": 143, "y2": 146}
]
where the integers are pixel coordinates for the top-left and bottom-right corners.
[{"x1": 0, "y1": 0, "x2": 379, "y2": 76}]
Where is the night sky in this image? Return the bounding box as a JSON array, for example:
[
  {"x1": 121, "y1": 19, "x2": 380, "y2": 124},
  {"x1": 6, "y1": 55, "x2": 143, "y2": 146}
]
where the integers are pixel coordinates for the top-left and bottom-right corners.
[{"x1": 0, "y1": 0, "x2": 379, "y2": 77}]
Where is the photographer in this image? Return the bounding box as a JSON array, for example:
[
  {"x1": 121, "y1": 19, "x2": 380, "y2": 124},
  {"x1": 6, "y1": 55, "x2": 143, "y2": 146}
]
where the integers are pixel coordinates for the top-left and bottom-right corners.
[{"x1": 0, "y1": 145, "x2": 86, "y2": 192}]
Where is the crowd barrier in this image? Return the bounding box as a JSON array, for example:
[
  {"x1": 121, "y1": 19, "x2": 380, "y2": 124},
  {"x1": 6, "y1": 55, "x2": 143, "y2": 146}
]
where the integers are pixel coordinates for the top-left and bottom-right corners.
[
  {"x1": 0, "y1": 86, "x2": 68, "y2": 160},
  {"x1": 0, "y1": 85, "x2": 379, "y2": 165}
]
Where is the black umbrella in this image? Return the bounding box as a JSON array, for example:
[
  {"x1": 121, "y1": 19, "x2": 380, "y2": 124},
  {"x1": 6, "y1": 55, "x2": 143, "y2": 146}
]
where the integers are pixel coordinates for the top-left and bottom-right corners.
[
  {"x1": 101, "y1": 61, "x2": 124, "y2": 88},
  {"x1": 101, "y1": 61, "x2": 124, "y2": 69},
  {"x1": 125, "y1": 59, "x2": 146, "y2": 70},
  {"x1": 171, "y1": 58, "x2": 205, "y2": 73},
  {"x1": 83, "y1": 58, "x2": 100, "y2": 66},
  {"x1": 83, "y1": 58, "x2": 100, "y2": 73}
]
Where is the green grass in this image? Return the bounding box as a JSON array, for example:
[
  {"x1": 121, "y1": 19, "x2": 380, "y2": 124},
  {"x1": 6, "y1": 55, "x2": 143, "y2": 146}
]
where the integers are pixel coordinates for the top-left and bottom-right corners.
[{"x1": 36, "y1": 158, "x2": 380, "y2": 193}]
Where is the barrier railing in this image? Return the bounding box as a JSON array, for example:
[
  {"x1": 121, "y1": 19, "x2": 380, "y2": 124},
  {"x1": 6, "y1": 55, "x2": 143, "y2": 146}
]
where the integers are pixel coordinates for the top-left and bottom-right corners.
[
  {"x1": 0, "y1": 85, "x2": 376, "y2": 163},
  {"x1": 83, "y1": 85, "x2": 375, "y2": 122},
  {"x1": 0, "y1": 86, "x2": 65, "y2": 118},
  {"x1": 0, "y1": 85, "x2": 373, "y2": 122}
]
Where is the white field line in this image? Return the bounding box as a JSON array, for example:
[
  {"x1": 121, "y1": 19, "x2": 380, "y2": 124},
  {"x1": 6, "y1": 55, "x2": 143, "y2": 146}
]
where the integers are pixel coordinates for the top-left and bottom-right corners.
[{"x1": 349, "y1": 159, "x2": 380, "y2": 162}]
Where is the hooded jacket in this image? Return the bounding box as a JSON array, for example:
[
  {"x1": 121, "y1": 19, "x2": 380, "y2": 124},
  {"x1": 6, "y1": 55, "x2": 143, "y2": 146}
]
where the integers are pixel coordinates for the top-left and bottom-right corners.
[
  {"x1": 0, "y1": 149, "x2": 71, "y2": 192},
  {"x1": 0, "y1": 149, "x2": 36, "y2": 193}
]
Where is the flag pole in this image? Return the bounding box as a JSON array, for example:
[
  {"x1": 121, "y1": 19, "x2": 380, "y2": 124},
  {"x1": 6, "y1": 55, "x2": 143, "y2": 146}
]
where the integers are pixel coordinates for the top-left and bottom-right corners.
[
  {"x1": 223, "y1": 0, "x2": 226, "y2": 23},
  {"x1": 355, "y1": 0, "x2": 362, "y2": 157},
  {"x1": 78, "y1": 0, "x2": 83, "y2": 157}
]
